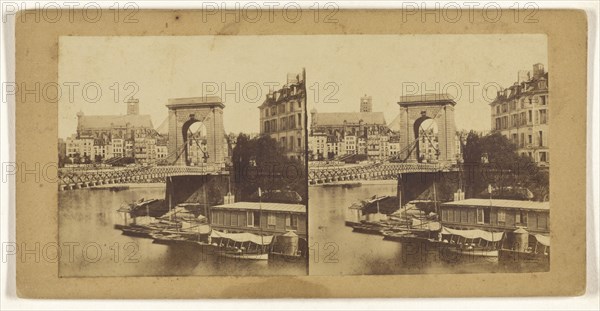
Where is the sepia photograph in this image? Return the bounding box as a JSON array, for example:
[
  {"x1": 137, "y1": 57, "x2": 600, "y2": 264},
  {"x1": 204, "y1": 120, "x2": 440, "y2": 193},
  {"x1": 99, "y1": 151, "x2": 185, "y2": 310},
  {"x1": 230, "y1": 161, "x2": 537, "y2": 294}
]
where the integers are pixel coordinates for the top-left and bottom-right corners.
[
  {"x1": 57, "y1": 36, "x2": 308, "y2": 276},
  {"x1": 56, "y1": 34, "x2": 551, "y2": 277},
  {"x1": 307, "y1": 35, "x2": 550, "y2": 275},
  {"x1": 11, "y1": 5, "x2": 591, "y2": 301}
]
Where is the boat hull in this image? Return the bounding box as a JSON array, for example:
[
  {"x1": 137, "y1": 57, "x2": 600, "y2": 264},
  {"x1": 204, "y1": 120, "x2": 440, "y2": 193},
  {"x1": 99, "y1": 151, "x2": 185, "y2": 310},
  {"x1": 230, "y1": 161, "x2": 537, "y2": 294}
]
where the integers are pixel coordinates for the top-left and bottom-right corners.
[
  {"x1": 220, "y1": 252, "x2": 269, "y2": 260},
  {"x1": 447, "y1": 247, "x2": 499, "y2": 258}
]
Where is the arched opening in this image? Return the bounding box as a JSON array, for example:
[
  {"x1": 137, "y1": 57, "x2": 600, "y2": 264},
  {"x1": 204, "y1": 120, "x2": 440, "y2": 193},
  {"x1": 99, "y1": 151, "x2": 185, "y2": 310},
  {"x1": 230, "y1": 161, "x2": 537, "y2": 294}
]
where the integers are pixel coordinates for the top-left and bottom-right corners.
[
  {"x1": 182, "y1": 119, "x2": 208, "y2": 166},
  {"x1": 413, "y1": 115, "x2": 440, "y2": 163}
]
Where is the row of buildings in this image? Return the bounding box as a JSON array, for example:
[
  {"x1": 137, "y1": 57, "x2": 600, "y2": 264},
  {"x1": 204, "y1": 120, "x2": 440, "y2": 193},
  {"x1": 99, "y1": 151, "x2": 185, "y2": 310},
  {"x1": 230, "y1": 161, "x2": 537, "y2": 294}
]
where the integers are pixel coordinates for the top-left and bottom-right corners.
[
  {"x1": 61, "y1": 99, "x2": 170, "y2": 166},
  {"x1": 60, "y1": 71, "x2": 307, "y2": 168},
  {"x1": 306, "y1": 63, "x2": 549, "y2": 167},
  {"x1": 307, "y1": 95, "x2": 444, "y2": 163},
  {"x1": 490, "y1": 63, "x2": 550, "y2": 166}
]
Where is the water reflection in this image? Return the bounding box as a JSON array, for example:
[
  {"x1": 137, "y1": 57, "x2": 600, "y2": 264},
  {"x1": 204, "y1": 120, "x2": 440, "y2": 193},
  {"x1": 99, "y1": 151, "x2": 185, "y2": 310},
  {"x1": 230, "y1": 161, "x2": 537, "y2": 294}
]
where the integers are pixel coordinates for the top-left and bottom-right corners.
[
  {"x1": 59, "y1": 187, "x2": 306, "y2": 277},
  {"x1": 309, "y1": 183, "x2": 548, "y2": 275}
]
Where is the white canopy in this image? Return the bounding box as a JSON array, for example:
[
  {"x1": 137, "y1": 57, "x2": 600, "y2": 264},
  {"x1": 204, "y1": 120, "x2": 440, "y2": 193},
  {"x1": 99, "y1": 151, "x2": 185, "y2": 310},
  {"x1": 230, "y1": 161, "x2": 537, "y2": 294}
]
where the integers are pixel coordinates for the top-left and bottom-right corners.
[
  {"x1": 534, "y1": 234, "x2": 550, "y2": 247},
  {"x1": 441, "y1": 227, "x2": 504, "y2": 242},
  {"x1": 210, "y1": 230, "x2": 273, "y2": 246}
]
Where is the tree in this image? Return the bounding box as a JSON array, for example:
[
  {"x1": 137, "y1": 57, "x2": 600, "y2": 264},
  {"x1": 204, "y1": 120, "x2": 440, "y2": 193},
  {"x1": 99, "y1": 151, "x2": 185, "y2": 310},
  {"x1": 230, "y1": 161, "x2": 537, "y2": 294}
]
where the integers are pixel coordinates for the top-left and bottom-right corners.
[
  {"x1": 462, "y1": 131, "x2": 549, "y2": 201},
  {"x1": 231, "y1": 133, "x2": 307, "y2": 204}
]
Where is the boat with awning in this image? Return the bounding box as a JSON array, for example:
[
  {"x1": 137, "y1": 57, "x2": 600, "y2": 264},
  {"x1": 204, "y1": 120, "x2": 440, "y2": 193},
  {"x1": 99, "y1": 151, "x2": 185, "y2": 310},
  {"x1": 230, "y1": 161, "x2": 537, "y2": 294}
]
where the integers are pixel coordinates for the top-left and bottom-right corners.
[
  {"x1": 440, "y1": 226, "x2": 504, "y2": 258},
  {"x1": 209, "y1": 230, "x2": 273, "y2": 260}
]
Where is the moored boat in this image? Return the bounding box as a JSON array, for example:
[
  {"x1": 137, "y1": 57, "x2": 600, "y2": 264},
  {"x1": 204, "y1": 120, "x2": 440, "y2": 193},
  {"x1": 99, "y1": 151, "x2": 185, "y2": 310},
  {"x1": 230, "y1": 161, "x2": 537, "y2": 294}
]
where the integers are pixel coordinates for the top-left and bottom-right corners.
[
  {"x1": 150, "y1": 232, "x2": 189, "y2": 245},
  {"x1": 209, "y1": 230, "x2": 273, "y2": 260},
  {"x1": 439, "y1": 226, "x2": 504, "y2": 258}
]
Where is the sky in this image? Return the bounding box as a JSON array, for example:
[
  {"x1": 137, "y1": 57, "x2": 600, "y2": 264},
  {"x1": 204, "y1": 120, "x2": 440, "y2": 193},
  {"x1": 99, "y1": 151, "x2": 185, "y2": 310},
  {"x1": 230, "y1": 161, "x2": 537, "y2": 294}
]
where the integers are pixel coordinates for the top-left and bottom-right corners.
[{"x1": 58, "y1": 35, "x2": 547, "y2": 139}]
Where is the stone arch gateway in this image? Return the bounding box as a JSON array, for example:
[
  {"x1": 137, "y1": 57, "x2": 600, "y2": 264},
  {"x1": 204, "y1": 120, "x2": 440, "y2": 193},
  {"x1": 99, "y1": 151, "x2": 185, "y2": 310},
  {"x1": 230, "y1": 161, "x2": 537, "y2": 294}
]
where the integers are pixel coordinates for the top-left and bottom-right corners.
[
  {"x1": 396, "y1": 94, "x2": 457, "y2": 165},
  {"x1": 166, "y1": 97, "x2": 226, "y2": 167}
]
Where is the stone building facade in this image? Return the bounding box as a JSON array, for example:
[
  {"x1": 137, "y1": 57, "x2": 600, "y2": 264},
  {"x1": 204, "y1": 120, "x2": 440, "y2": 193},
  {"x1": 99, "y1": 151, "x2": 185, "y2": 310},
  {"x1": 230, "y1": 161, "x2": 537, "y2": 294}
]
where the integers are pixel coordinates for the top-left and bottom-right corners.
[
  {"x1": 490, "y1": 63, "x2": 549, "y2": 166},
  {"x1": 258, "y1": 71, "x2": 306, "y2": 161}
]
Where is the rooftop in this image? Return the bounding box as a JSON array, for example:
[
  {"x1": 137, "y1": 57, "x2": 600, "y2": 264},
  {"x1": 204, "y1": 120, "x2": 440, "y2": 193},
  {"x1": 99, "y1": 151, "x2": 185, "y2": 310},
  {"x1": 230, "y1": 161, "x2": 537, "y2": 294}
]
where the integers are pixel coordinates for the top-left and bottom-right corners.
[
  {"x1": 398, "y1": 94, "x2": 456, "y2": 106},
  {"x1": 78, "y1": 114, "x2": 154, "y2": 129},
  {"x1": 313, "y1": 112, "x2": 386, "y2": 126},
  {"x1": 441, "y1": 198, "x2": 549, "y2": 211},
  {"x1": 167, "y1": 96, "x2": 224, "y2": 109},
  {"x1": 211, "y1": 202, "x2": 306, "y2": 214}
]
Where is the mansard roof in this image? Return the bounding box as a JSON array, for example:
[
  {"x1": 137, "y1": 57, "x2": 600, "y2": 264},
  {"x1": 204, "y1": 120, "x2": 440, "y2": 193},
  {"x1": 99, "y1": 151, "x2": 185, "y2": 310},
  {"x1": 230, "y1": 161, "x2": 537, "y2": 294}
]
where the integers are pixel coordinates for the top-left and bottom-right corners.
[{"x1": 314, "y1": 112, "x2": 386, "y2": 126}]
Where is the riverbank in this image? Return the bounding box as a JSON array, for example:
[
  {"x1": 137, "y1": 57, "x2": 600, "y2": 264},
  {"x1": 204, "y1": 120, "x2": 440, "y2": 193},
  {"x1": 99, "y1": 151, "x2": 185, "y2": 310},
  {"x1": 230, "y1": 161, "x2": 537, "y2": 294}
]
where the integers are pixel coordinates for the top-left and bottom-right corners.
[
  {"x1": 90, "y1": 183, "x2": 165, "y2": 190},
  {"x1": 311, "y1": 179, "x2": 397, "y2": 187}
]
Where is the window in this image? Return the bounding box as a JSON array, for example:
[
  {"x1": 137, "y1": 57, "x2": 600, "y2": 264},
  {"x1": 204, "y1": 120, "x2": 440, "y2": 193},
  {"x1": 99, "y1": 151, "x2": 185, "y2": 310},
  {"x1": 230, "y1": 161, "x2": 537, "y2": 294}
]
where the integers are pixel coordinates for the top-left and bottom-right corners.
[
  {"x1": 477, "y1": 208, "x2": 484, "y2": 224},
  {"x1": 285, "y1": 215, "x2": 291, "y2": 227},
  {"x1": 246, "y1": 211, "x2": 254, "y2": 227},
  {"x1": 291, "y1": 215, "x2": 298, "y2": 228},
  {"x1": 520, "y1": 133, "x2": 525, "y2": 147},
  {"x1": 539, "y1": 131, "x2": 544, "y2": 147},
  {"x1": 253, "y1": 211, "x2": 260, "y2": 227},
  {"x1": 528, "y1": 110, "x2": 533, "y2": 123},
  {"x1": 498, "y1": 210, "x2": 506, "y2": 223},
  {"x1": 537, "y1": 214, "x2": 548, "y2": 230},
  {"x1": 528, "y1": 135, "x2": 533, "y2": 144},
  {"x1": 268, "y1": 213, "x2": 276, "y2": 226},
  {"x1": 540, "y1": 109, "x2": 547, "y2": 124},
  {"x1": 540, "y1": 152, "x2": 548, "y2": 162},
  {"x1": 231, "y1": 212, "x2": 238, "y2": 227},
  {"x1": 516, "y1": 210, "x2": 528, "y2": 226}
]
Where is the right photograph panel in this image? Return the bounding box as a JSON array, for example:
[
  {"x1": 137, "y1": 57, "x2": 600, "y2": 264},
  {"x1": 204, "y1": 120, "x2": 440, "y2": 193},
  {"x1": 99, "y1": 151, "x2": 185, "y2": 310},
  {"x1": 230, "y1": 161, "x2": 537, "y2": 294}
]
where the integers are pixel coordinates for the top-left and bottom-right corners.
[{"x1": 308, "y1": 34, "x2": 550, "y2": 275}]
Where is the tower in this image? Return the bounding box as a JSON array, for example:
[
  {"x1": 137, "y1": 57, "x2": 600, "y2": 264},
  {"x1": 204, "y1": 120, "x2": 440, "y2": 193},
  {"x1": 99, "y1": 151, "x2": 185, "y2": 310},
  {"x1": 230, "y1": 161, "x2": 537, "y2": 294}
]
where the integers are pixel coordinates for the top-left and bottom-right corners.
[
  {"x1": 310, "y1": 108, "x2": 318, "y2": 129},
  {"x1": 126, "y1": 97, "x2": 140, "y2": 115},
  {"x1": 360, "y1": 95, "x2": 372, "y2": 112},
  {"x1": 76, "y1": 110, "x2": 84, "y2": 137}
]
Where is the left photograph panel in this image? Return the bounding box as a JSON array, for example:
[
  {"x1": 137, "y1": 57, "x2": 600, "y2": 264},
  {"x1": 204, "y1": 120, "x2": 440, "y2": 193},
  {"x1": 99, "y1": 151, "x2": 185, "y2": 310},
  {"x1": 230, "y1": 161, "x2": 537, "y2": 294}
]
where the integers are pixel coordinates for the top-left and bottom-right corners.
[{"x1": 57, "y1": 36, "x2": 308, "y2": 277}]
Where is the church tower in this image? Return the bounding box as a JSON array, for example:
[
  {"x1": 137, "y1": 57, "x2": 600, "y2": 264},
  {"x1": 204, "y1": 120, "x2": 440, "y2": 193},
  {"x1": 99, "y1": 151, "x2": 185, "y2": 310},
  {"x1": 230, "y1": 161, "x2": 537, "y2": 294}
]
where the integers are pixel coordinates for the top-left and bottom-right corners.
[
  {"x1": 360, "y1": 95, "x2": 372, "y2": 112},
  {"x1": 126, "y1": 97, "x2": 139, "y2": 115}
]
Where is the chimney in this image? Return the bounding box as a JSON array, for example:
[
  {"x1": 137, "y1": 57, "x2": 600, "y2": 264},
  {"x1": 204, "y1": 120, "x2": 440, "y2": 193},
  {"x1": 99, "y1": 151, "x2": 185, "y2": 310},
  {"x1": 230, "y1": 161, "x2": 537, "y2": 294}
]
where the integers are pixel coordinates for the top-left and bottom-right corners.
[
  {"x1": 533, "y1": 63, "x2": 545, "y2": 79},
  {"x1": 287, "y1": 72, "x2": 299, "y2": 85},
  {"x1": 517, "y1": 70, "x2": 531, "y2": 83}
]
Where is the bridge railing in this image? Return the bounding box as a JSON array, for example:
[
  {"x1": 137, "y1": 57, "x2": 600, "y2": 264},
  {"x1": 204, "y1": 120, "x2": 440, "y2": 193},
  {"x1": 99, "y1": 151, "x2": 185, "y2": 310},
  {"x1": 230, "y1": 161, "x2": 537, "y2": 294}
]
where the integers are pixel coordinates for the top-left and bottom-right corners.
[
  {"x1": 57, "y1": 165, "x2": 228, "y2": 190},
  {"x1": 308, "y1": 162, "x2": 453, "y2": 183}
]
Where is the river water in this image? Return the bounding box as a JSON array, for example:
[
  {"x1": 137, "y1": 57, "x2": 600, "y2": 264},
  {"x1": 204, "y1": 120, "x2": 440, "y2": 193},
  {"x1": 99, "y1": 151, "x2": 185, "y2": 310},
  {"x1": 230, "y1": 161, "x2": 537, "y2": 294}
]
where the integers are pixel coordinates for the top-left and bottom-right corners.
[
  {"x1": 308, "y1": 182, "x2": 548, "y2": 275},
  {"x1": 59, "y1": 183, "x2": 546, "y2": 277},
  {"x1": 59, "y1": 186, "x2": 306, "y2": 277}
]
